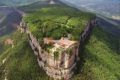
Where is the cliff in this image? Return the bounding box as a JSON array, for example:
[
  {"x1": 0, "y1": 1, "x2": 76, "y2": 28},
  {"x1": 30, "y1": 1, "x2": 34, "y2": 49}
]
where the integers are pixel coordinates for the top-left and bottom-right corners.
[
  {"x1": 18, "y1": 19, "x2": 96, "y2": 80},
  {"x1": 19, "y1": 5, "x2": 97, "y2": 80}
]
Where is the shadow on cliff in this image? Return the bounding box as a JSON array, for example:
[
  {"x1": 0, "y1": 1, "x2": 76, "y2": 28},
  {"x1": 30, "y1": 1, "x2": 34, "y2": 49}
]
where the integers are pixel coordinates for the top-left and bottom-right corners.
[
  {"x1": 74, "y1": 25, "x2": 94, "y2": 75},
  {"x1": 74, "y1": 25, "x2": 120, "y2": 79},
  {"x1": 93, "y1": 26, "x2": 120, "y2": 55},
  {"x1": 0, "y1": 10, "x2": 22, "y2": 36}
]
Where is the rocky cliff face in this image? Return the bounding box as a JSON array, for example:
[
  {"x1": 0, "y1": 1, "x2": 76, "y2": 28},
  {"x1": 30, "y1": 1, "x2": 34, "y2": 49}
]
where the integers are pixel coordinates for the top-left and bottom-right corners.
[
  {"x1": 18, "y1": 19, "x2": 97, "y2": 79},
  {"x1": 27, "y1": 29, "x2": 78, "y2": 79}
]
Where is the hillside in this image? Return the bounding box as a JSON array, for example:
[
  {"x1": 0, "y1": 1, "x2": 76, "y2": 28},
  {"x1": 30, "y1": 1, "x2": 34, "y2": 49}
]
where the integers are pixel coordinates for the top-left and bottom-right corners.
[
  {"x1": 0, "y1": 31, "x2": 52, "y2": 80},
  {"x1": 0, "y1": 25, "x2": 120, "y2": 80},
  {"x1": 0, "y1": 10, "x2": 22, "y2": 36},
  {"x1": 72, "y1": 26, "x2": 120, "y2": 80}
]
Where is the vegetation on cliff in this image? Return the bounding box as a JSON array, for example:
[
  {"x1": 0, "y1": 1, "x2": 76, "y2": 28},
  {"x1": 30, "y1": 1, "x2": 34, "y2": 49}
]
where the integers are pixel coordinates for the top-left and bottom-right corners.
[
  {"x1": 23, "y1": 5, "x2": 95, "y2": 60},
  {"x1": 23, "y1": 5, "x2": 95, "y2": 42}
]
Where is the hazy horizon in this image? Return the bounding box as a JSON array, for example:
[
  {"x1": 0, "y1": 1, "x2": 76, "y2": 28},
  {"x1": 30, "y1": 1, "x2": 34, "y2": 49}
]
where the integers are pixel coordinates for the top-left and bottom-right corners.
[{"x1": 60, "y1": 0, "x2": 120, "y2": 19}]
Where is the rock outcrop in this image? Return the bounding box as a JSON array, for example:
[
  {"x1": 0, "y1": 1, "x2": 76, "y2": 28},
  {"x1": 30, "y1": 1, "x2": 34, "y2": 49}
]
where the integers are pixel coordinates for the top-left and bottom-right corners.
[
  {"x1": 18, "y1": 18, "x2": 97, "y2": 80},
  {"x1": 4, "y1": 38, "x2": 14, "y2": 48}
]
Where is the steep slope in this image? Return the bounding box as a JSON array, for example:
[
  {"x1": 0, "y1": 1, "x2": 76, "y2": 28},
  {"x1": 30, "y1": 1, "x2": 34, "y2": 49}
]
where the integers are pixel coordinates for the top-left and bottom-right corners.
[
  {"x1": 72, "y1": 26, "x2": 120, "y2": 80},
  {"x1": 0, "y1": 31, "x2": 52, "y2": 80}
]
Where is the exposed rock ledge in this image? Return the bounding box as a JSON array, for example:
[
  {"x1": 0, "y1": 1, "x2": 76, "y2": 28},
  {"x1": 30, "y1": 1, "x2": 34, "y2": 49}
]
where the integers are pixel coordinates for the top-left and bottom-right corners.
[{"x1": 18, "y1": 19, "x2": 97, "y2": 80}]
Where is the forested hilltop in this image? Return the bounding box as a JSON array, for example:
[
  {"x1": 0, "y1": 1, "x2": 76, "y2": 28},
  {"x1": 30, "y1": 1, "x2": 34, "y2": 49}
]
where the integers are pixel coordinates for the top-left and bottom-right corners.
[{"x1": 23, "y1": 5, "x2": 95, "y2": 42}]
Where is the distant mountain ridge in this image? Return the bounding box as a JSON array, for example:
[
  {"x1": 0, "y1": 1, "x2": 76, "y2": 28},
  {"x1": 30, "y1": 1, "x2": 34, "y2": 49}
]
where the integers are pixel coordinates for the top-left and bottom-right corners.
[
  {"x1": 60, "y1": 0, "x2": 120, "y2": 20},
  {"x1": 0, "y1": 0, "x2": 47, "y2": 6}
]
